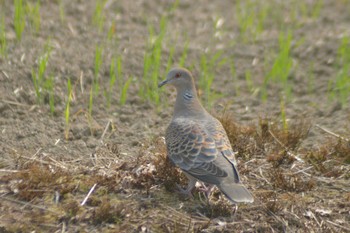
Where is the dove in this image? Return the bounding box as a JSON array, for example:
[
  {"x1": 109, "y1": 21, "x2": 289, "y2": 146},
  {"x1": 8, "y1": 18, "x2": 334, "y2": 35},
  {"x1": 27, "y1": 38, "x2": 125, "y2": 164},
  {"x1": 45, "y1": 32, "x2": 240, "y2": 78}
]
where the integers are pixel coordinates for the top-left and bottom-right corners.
[{"x1": 158, "y1": 67, "x2": 254, "y2": 204}]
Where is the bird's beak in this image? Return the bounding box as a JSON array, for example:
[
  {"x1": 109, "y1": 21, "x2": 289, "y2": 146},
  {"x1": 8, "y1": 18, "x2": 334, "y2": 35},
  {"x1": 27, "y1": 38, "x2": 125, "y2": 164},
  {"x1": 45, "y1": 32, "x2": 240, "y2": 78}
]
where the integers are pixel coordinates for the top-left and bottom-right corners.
[{"x1": 158, "y1": 79, "x2": 168, "y2": 88}]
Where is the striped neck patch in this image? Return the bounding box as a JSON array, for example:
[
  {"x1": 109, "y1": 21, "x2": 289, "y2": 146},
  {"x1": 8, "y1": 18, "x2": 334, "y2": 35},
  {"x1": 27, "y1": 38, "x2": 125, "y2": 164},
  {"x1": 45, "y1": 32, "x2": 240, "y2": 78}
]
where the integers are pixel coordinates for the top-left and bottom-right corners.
[{"x1": 183, "y1": 92, "x2": 193, "y2": 100}]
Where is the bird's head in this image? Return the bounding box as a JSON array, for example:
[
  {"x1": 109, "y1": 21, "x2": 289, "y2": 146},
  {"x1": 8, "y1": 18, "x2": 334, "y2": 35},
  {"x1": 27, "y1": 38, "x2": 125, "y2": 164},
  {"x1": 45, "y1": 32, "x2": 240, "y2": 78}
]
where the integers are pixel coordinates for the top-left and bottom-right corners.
[{"x1": 158, "y1": 67, "x2": 195, "y2": 89}]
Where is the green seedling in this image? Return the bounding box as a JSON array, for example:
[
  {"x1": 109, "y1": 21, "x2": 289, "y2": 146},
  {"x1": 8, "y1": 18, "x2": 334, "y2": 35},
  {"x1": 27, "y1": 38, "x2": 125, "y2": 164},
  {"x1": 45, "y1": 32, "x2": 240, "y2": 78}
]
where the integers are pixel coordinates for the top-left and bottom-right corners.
[
  {"x1": 230, "y1": 59, "x2": 239, "y2": 96},
  {"x1": 116, "y1": 54, "x2": 122, "y2": 82},
  {"x1": 168, "y1": 0, "x2": 180, "y2": 13},
  {"x1": 120, "y1": 77, "x2": 132, "y2": 106},
  {"x1": 93, "y1": 44, "x2": 103, "y2": 95},
  {"x1": 329, "y1": 36, "x2": 350, "y2": 106},
  {"x1": 32, "y1": 40, "x2": 52, "y2": 104},
  {"x1": 64, "y1": 78, "x2": 72, "y2": 140},
  {"x1": 256, "y1": 3, "x2": 269, "y2": 36},
  {"x1": 245, "y1": 69, "x2": 253, "y2": 93},
  {"x1": 59, "y1": 0, "x2": 65, "y2": 23},
  {"x1": 106, "y1": 54, "x2": 130, "y2": 106},
  {"x1": 235, "y1": 0, "x2": 253, "y2": 42},
  {"x1": 234, "y1": 0, "x2": 269, "y2": 43},
  {"x1": 44, "y1": 75, "x2": 55, "y2": 115},
  {"x1": 93, "y1": 0, "x2": 107, "y2": 31},
  {"x1": 165, "y1": 42, "x2": 176, "y2": 74},
  {"x1": 296, "y1": 0, "x2": 323, "y2": 20},
  {"x1": 105, "y1": 55, "x2": 123, "y2": 108},
  {"x1": 264, "y1": 30, "x2": 294, "y2": 101},
  {"x1": 311, "y1": 0, "x2": 323, "y2": 19},
  {"x1": 198, "y1": 50, "x2": 226, "y2": 108},
  {"x1": 140, "y1": 0, "x2": 179, "y2": 106},
  {"x1": 107, "y1": 20, "x2": 116, "y2": 41},
  {"x1": 307, "y1": 62, "x2": 315, "y2": 94},
  {"x1": 280, "y1": 97, "x2": 288, "y2": 132},
  {"x1": 88, "y1": 86, "x2": 94, "y2": 134},
  {"x1": 106, "y1": 56, "x2": 117, "y2": 108},
  {"x1": 178, "y1": 40, "x2": 189, "y2": 67},
  {"x1": 140, "y1": 15, "x2": 167, "y2": 105},
  {"x1": 25, "y1": 0, "x2": 41, "y2": 32},
  {"x1": 0, "y1": 16, "x2": 6, "y2": 56},
  {"x1": 14, "y1": 0, "x2": 25, "y2": 41}
]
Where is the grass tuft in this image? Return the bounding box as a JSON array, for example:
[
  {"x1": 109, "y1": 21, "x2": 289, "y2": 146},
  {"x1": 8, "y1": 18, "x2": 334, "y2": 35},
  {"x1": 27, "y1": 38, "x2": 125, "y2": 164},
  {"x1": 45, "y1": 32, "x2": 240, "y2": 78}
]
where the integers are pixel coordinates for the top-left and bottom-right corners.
[
  {"x1": 151, "y1": 137, "x2": 186, "y2": 191},
  {"x1": 306, "y1": 138, "x2": 350, "y2": 177},
  {"x1": 259, "y1": 191, "x2": 283, "y2": 213},
  {"x1": 64, "y1": 78, "x2": 72, "y2": 140},
  {"x1": 328, "y1": 36, "x2": 350, "y2": 107},
  {"x1": 105, "y1": 55, "x2": 117, "y2": 108},
  {"x1": 58, "y1": 0, "x2": 65, "y2": 23},
  {"x1": 92, "y1": 0, "x2": 107, "y2": 32},
  {"x1": 25, "y1": 0, "x2": 41, "y2": 33},
  {"x1": 45, "y1": 74, "x2": 55, "y2": 115},
  {"x1": 263, "y1": 30, "x2": 294, "y2": 101},
  {"x1": 120, "y1": 77, "x2": 132, "y2": 105},
  {"x1": 92, "y1": 198, "x2": 126, "y2": 225},
  {"x1": 216, "y1": 111, "x2": 258, "y2": 160},
  {"x1": 198, "y1": 50, "x2": 226, "y2": 108},
  {"x1": 0, "y1": 16, "x2": 7, "y2": 57},
  {"x1": 140, "y1": 1, "x2": 179, "y2": 106},
  {"x1": 4, "y1": 163, "x2": 70, "y2": 201},
  {"x1": 32, "y1": 40, "x2": 52, "y2": 105},
  {"x1": 268, "y1": 168, "x2": 315, "y2": 192},
  {"x1": 140, "y1": 16, "x2": 168, "y2": 105},
  {"x1": 93, "y1": 44, "x2": 103, "y2": 95},
  {"x1": 217, "y1": 111, "x2": 310, "y2": 162},
  {"x1": 14, "y1": 0, "x2": 26, "y2": 41}
]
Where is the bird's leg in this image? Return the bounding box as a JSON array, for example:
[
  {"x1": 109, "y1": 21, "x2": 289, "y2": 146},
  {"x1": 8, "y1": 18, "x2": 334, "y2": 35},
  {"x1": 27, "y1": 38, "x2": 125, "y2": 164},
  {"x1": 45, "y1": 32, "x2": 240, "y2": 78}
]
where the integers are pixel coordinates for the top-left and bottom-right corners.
[
  {"x1": 232, "y1": 204, "x2": 238, "y2": 216},
  {"x1": 198, "y1": 183, "x2": 214, "y2": 199},
  {"x1": 176, "y1": 175, "x2": 197, "y2": 198}
]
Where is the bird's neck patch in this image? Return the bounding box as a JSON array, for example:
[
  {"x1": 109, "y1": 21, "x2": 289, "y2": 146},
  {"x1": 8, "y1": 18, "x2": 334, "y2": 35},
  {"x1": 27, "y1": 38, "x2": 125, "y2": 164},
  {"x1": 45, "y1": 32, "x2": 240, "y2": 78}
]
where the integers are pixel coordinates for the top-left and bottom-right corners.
[{"x1": 183, "y1": 92, "x2": 193, "y2": 100}]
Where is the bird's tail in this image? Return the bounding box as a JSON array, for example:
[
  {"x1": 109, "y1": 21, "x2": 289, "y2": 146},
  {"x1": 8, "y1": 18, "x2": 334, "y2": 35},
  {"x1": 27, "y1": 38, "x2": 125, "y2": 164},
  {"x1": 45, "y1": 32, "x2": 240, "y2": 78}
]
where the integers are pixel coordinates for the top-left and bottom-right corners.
[{"x1": 217, "y1": 180, "x2": 254, "y2": 203}]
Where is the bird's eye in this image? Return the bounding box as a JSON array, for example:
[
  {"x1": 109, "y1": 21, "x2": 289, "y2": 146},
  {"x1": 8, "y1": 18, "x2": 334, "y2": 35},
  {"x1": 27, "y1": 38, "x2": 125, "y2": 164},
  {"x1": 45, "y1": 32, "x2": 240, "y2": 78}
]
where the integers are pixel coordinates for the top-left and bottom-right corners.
[{"x1": 175, "y1": 73, "x2": 181, "y2": 78}]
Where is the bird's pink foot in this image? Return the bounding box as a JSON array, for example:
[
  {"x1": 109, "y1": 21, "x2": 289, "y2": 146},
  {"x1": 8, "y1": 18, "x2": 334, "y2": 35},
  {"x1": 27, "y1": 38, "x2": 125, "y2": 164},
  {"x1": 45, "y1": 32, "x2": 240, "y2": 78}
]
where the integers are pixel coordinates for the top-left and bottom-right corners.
[{"x1": 197, "y1": 184, "x2": 214, "y2": 198}]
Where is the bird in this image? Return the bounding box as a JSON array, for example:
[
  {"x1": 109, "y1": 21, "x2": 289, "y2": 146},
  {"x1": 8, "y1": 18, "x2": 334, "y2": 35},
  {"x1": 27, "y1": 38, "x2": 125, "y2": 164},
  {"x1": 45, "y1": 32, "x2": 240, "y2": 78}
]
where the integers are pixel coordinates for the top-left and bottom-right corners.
[{"x1": 158, "y1": 67, "x2": 254, "y2": 205}]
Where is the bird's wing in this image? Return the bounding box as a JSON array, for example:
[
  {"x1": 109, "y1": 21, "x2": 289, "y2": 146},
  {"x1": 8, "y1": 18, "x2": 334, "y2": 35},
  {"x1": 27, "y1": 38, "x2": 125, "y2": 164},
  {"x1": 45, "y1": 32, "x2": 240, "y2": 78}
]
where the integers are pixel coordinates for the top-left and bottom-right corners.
[
  {"x1": 166, "y1": 119, "x2": 229, "y2": 184},
  {"x1": 200, "y1": 116, "x2": 241, "y2": 181}
]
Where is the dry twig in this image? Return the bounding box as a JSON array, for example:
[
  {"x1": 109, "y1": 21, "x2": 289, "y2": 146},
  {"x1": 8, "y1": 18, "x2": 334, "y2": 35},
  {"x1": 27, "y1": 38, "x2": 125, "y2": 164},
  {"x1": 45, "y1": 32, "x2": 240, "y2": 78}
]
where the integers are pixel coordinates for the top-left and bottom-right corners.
[
  {"x1": 269, "y1": 130, "x2": 304, "y2": 163},
  {"x1": 81, "y1": 183, "x2": 97, "y2": 206},
  {"x1": 315, "y1": 124, "x2": 349, "y2": 142}
]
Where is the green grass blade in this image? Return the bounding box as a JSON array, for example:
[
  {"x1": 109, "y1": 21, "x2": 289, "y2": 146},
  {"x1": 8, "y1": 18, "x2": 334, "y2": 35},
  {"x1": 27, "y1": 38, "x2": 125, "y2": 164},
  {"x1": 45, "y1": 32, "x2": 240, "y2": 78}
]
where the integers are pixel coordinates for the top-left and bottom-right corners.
[
  {"x1": 14, "y1": 0, "x2": 25, "y2": 41},
  {"x1": 120, "y1": 78, "x2": 132, "y2": 105}
]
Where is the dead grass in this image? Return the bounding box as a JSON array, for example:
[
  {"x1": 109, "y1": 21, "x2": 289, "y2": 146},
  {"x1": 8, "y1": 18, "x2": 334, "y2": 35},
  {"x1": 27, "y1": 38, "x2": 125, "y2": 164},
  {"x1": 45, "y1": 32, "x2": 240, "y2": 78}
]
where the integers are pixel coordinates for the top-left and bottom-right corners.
[
  {"x1": 3, "y1": 163, "x2": 73, "y2": 201},
  {"x1": 306, "y1": 138, "x2": 350, "y2": 177},
  {"x1": 267, "y1": 168, "x2": 315, "y2": 192},
  {"x1": 0, "y1": 114, "x2": 349, "y2": 232},
  {"x1": 91, "y1": 197, "x2": 126, "y2": 225},
  {"x1": 216, "y1": 112, "x2": 310, "y2": 163},
  {"x1": 216, "y1": 112, "x2": 261, "y2": 160},
  {"x1": 259, "y1": 190, "x2": 283, "y2": 213},
  {"x1": 151, "y1": 137, "x2": 187, "y2": 191}
]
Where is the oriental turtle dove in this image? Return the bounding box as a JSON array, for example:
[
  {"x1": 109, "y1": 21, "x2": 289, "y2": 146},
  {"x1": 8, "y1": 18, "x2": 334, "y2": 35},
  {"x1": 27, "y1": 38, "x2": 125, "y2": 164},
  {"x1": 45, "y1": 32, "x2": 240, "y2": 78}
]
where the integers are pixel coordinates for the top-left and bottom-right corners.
[{"x1": 158, "y1": 67, "x2": 254, "y2": 204}]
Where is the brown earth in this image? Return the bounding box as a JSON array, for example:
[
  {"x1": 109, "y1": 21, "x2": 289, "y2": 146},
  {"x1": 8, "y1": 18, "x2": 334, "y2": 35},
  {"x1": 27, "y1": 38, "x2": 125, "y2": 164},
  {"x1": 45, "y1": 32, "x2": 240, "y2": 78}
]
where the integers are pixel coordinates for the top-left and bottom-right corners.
[{"x1": 0, "y1": 0, "x2": 350, "y2": 232}]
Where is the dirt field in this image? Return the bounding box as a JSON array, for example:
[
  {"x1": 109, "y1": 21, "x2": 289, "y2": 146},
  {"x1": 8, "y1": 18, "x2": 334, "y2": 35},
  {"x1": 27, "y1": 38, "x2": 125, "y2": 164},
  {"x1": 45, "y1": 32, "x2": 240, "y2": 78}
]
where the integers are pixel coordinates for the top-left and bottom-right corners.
[{"x1": 0, "y1": 0, "x2": 349, "y2": 232}]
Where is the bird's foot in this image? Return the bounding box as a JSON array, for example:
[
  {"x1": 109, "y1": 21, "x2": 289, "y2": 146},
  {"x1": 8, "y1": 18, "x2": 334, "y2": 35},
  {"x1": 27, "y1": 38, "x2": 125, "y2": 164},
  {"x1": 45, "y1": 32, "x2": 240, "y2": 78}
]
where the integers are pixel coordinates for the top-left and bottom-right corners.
[
  {"x1": 175, "y1": 183, "x2": 194, "y2": 198},
  {"x1": 197, "y1": 184, "x2": 214, "y2": 199},
  {"x1": 232, "y1": 204, "x2": 238, "y2": 216}
]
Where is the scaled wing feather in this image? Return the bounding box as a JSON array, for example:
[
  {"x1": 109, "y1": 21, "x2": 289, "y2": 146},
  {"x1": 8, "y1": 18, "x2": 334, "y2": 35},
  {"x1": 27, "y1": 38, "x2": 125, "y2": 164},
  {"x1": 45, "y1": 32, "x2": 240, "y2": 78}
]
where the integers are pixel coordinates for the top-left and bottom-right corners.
[{"x1": 166, "y1": 119, "x2": 228, "y2": 182}]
